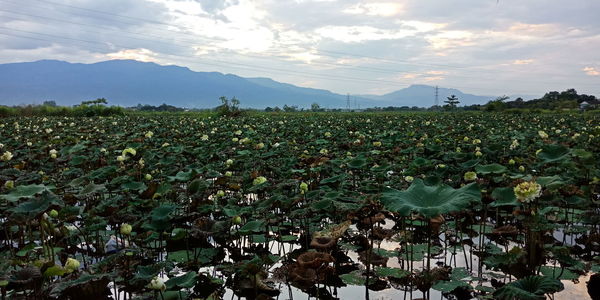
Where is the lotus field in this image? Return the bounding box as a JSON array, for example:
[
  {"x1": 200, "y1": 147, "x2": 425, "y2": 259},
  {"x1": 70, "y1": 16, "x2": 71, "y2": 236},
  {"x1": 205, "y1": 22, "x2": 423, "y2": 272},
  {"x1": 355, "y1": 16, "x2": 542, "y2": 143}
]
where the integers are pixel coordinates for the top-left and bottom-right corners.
[{"x1": 1, "y1": 112, "x2": 600, "y2": 300}]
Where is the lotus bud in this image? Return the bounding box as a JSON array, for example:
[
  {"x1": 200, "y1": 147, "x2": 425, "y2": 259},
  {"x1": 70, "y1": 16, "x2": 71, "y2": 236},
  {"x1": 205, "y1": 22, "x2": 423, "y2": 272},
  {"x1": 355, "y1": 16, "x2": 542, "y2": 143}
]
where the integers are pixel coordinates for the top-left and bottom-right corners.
[
  {"x1": 253, "y1": 176, "x2": 267, "y2": 185},
  {"x1": 463, "y1": 171, "x2": 477, "y2": 181},
  {"x1": 4, "y1": 180, "x2": 14, "y2": 189},
  {"x1": 148, "y1": 276, "x2": 166, "y2": 291},
  {"x1": 299, "y1": 182, "x2": 308, "y2": 194},
  {"x1": 65, "y1": 257, "x2": 80, "y2": 273},
  {"x1": 120, "y1": 223, "x2": 132, "y2": 235}
]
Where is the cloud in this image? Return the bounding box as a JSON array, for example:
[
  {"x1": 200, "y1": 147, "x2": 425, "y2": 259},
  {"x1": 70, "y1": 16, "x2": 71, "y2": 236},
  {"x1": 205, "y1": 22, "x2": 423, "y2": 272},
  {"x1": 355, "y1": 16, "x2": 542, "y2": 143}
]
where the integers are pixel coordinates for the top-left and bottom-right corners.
[
  {"x1": 513, "y1": 59, "x2": 533, "y2": 65},
  {"x1": 425, "y1": 70, "x2": 447, "y2": 75},
  {"x1": 315, "y1": 25, "x2": 417, "y2": 43},
  {"x1": 343, "y1": 2, "x2": 404, "y2": 17},
  {"x1": 425, "y1": 30, "x2": 474, "y2": 50},
  {"x1": 583, "y1": 67, "x2": 599, "y2": 76},
  {"x1": 106, "y1": 48, "x2": 158, "y2": 62},
  {"x1": 0, "y1": 0, "x2": 599, "y2": 98}
]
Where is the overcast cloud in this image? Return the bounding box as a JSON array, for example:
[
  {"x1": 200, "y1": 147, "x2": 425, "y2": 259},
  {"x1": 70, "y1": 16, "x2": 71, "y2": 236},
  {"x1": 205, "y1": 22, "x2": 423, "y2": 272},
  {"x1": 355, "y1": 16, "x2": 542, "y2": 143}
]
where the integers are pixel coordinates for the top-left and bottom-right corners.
[{"x1": 0, "y1": 0, "x2": 598, "y2": 97}]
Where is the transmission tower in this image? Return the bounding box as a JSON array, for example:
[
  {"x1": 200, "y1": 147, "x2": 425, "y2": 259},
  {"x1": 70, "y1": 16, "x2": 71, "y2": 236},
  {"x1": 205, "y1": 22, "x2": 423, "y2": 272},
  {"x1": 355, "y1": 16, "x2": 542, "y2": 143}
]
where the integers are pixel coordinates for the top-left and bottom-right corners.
[{"x1": 346, "y1": 94, "x2": 351, "y2": 110}]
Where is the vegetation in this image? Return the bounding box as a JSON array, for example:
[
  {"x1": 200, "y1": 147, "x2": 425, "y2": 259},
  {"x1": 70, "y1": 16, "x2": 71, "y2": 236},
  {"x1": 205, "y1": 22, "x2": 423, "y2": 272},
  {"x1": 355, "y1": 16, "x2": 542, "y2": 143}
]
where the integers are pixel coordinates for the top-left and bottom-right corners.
[
  {"x1": 444, "y1": 95, "x2": 460, "y2": 110},
  {"x1": 215, "y1": 96, "x2": 243, "y2": 117},
  {"x1": 0, "y1": 99, "x2": 125, "y2": 117},
  {"x1": 0, "y1": 112, "x2": 598, "y2": 299},
  {"x1": 482, "y1": 89, "x2": 599, "y2": 111}
]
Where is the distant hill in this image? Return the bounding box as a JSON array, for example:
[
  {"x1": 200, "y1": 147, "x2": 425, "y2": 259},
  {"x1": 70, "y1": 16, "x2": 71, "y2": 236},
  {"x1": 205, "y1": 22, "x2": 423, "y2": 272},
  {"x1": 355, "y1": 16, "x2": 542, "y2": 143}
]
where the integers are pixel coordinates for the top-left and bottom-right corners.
[
  {"x1": 0, "y1": 60, "x2": 499, "y2": 108},
  {"x1": 360, "y1": 84, "x2": 495, "y2": 107}
]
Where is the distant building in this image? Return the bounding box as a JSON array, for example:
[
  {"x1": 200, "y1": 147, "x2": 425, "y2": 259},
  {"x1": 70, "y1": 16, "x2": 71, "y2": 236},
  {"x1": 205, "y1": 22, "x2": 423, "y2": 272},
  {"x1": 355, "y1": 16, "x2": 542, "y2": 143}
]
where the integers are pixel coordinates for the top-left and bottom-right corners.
[{"x1": 580, "y1": 100, "x2": 600, "y2": 111}]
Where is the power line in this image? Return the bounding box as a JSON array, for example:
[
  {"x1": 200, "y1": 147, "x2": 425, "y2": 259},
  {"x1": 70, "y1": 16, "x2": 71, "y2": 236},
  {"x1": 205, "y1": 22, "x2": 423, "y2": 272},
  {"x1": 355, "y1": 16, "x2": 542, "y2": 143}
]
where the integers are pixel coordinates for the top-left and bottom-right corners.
[
  {"x1": 1, "y1": 0, "x2": 594, "y2": 88},
  {"x1": 0, "y1": 10, "x2": 592, "y2": 90},
  {"x1": 0, "y1": 7, "x2": 219, "y2": 45},
  {"x1": 0, "y1": 0, "x2": 550, "y2": 77},
  {"x1": 0, "y1": 30, "x2": 413, "y2": 86},
  {"x1": 1, "y1": 26, "x2": 594, "y2": 96}
]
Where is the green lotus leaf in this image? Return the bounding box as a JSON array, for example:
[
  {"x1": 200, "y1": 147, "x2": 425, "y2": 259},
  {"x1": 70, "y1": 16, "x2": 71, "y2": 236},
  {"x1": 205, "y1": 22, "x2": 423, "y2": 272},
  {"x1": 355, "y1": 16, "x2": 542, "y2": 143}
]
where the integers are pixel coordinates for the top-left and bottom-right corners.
[
  {"x1": 475, "y1": 163, "x2": 507, "y2": 175},
  {"x1": 374, "y1": 267, "x2": 410, "y2": 279},
  {"x1": 11, "y1": 192, "x2": 63, "y2": 219},
  {"x1": 571, "y1": 148, "x2": 593, "y2": 158},
  {"x1": 432, "y1": 279, "x2": 470, "y2": 292},
  {"x1": 162, "y1": 291, "x2": 190, "y2": 300},
  {"x1": 493, "y1": 275, "x2": 563, "y2": 300},
  {"x1": 145, "y1": 204, "x2": 178, "y2": 231},
  {"x1": 121, "y1": 181, "x2": 147, "y2": 192},
  {"x1": 167, "y1": 250, "x2": 192, "y2": 263},
  {"x1": 320, "y1": 174, "x2": 347, "y2": 184},
  {"x1": 65, "y1": 143, "x2": 87, "y2": 154},
  {"x1": 69, "y1": 155, "x2": 87, "y2": 166},
  {"x1": 537, "y1": 144, "x2": 570, "y2": 163},
  {"x1": 44, "y1": 265, "x2": 66, "y2": 277},
  {"x1": 348, "y1": 158, "x2": 367, "y2": 169},
  {"x1": 539, "y1": 266, "x2": 580, "y2": 280},
  {"x1": 460, "y1": 159, "x2": 480, "y2": 169},
  {"x1": 1, "y1": 184, "x2": 52, "y2": 202},
  {"x1": 129, "y1": 263, "x2": 172, "y2": 287},
  {"x1": 340, "y1": 270, "x2": 367, "y2": 285},
  {"x1": 87, "y1": 166, "x2": 117, "y2": 180},
  {"x1": 168, "y1": 169, "x2": 197, "y2": 182},
  {"x1": 410, "y1": 157, "x2": 430, "y2": 168},
  {"x1": 380, "y1": 179, "x2": 481, "y2": 218},
  {"x1": 50, "y1": 273, "x2": 110, "y2": 298},
  {"x1": 239, "y1": 220, "x2": 266, "y2": 234},
  {"x1": 77, "y1": 183, "x2": 106, "y2": 197},
  {"x1": 187, "y1": 179, "x2": 209, "y2": 194},
  {"x1": 165, "y1": 271, "x2": 198, "y2": 289},
  {"x1": 536, "y1": 176, "x2": 565, "y2": 189},
  {"x1": 490, "y1": 187, "x2": 519, "y2": 207}
]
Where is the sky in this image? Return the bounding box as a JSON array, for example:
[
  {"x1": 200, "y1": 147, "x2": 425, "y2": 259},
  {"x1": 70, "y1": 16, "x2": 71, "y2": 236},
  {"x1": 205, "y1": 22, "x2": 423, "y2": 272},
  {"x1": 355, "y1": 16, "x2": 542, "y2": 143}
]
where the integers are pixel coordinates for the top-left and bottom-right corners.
[{"x1": 0, "y1": 0, "x2": 599, "y2": 97}]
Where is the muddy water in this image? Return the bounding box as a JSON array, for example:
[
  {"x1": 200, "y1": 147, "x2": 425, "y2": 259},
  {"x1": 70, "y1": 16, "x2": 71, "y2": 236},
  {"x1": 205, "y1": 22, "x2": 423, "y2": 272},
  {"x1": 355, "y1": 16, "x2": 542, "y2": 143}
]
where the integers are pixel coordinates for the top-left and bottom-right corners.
[{"x1": 218, "y1": 219, "x2": 594, "y2": 299}]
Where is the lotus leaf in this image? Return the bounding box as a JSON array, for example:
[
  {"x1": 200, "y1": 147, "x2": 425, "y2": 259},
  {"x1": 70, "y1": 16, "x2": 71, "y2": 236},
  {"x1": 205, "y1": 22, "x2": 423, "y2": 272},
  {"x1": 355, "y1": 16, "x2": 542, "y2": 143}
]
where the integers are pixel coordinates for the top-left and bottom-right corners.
[{"x1": 380, "y1": 179, "x2": 481, "y2": 218}]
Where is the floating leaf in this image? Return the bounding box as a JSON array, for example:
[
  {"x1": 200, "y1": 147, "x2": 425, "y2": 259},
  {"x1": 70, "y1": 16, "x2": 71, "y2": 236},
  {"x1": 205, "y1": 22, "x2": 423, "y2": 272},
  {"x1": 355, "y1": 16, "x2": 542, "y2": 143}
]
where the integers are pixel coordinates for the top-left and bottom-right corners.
[
  {"x1": 375, "y1": 267, "x2": 409, "y2": 279},
  {"x1": 493, "y1": 275, "x2": 563, "y2": 300}
]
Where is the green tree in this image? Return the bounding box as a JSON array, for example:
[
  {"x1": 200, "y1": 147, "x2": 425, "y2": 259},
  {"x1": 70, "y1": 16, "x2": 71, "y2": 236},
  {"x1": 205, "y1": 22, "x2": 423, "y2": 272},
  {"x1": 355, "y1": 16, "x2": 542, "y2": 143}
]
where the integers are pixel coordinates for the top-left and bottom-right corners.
[
  {"x1": 216, "y1": 96, "x2": 242, "y2": 117},
  {"x1": 485, "y1": 95, "x2": 509, "y2": 111},
  {"x1": 444, "y1": 95, "x2": 460, "y2": 110},
  {"x1": 311, "y1": 103, "x2": 321, "y2": 112},
  {"x1": 81, "y1": 98, "x2": 108, "y2": 106},
  {"x1": 283, "y1": 105, "x2": 298, "y2": 112}
]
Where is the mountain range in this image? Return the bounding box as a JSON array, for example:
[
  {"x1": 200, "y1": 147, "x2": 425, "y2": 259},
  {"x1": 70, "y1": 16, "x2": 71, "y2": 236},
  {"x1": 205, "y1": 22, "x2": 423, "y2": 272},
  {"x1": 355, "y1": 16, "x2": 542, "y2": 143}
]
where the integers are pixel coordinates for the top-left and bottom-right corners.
[{"x1": 0, "y1": 59, "x2": 509, "y2": 108}]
